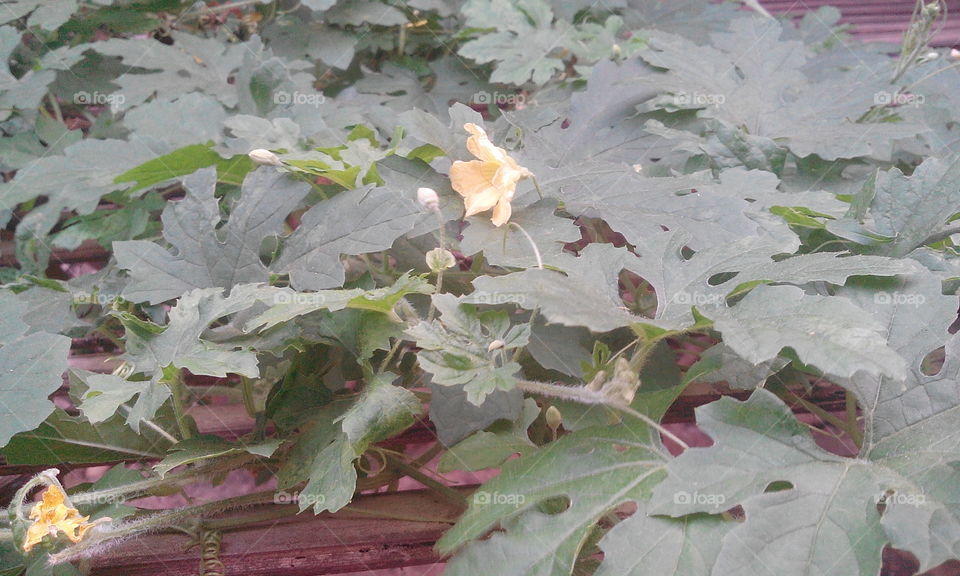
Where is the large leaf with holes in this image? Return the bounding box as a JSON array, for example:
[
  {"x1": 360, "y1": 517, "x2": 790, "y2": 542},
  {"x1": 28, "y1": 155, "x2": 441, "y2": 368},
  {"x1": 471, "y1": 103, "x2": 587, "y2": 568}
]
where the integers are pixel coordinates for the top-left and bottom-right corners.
[
  {"x1": 636, "y1": 19, "x2": 918, "y2": 161},
  {"x1": 116, "y1": 167, "x2": 309, "y2": 304},
  {"x1": 437, "y1": 426, "x2": 667, "y2": 576},
  {"x1": 649, "y1": 389, "x2": 960, "y2": 576}
]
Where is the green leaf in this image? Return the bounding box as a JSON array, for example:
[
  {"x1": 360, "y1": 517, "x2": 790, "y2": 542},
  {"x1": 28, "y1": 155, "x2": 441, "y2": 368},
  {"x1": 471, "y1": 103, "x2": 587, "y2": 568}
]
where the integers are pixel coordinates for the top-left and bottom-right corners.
[
  {"x1": 114, "y1": 145, "x2": 251, "y2": 194},
  {"x1": 0, "y1": 26, "x2": 57, "y2": 126},
  {"x1": 648, "y1": 389, "x2": 946, "y2": 576},
  {"x1": 629, "y1": 228, "x2": 920, "y2": 329},
  {"x1": 123, "y1": 93, "x2": 228, "y2": 150},
  {"x1": 712, "y1": 284, "x2": 906, "y2": 381},
  {"x1": 345, "y1": 272, "x2": 433, "y2": 316},
  {"x1": 340, "y1": 373, "x2": 421, "y2": 450},
  {"x1": 154, "y1": 436, "x2": 281, "y2": 478},
  {"x1": 637, "y1": 20, "x2": 917, "y2": 161},
  {"x1": 429, "y1": 382, "x2": 524, "y2": 446},
  {"x1": 0, "y1": 1, "x2": 78, "y2": 30},
  {"x1": 1, "y1": 407, "x2": 172, "y2": 465},
  {"x1": 0, "y1": 139, "x2": 154, "y2": 256},
  {"x1": 459, "y1": 199, "x2": 580, "y2": 269},
  {"x1": 77, "y1": 373, "x2": 151, "y2": 423},
  {"x1": 463, "y1": 244, "x2": 643, "y2": 333},
  {"x1": 67, "y1": 32, "x2": 261, "y2": 109},
  {"x1": 297, "y1": 374, "x2": 420, "y2": 513},
  {"x1": 244, "y1": 288, "x2": 362, "y2": 332},
  {"x1": 458, "y1": 0, "x2": 605, "y2": 86},
  {"x1": 116, "y1": 167, "x2": 309, "y2": 304},
  {"x1": 274, "y1": 183, "x2": 421, "y2": 291},
  {"x1": 437, "y1": 426, "x2": 666, "y2": 575},
  {"x1": 437, "y1": 399, "x2": 538, "y2": 471},
  {"x1": 407, "y1": 293, "x2": 530, "y2": 405},
  {"x1": 113, "y1": 284, "x2": 278, "y2": 429},
  {"x1": 0, "y1": 332, "x2": 71, "y2": 449},
  {"x1": 841, "y1": 157, "x2": 960, "y2": 257},
  {"x1": 595, "y1": 506, "x2": 732, "y2": 576}
]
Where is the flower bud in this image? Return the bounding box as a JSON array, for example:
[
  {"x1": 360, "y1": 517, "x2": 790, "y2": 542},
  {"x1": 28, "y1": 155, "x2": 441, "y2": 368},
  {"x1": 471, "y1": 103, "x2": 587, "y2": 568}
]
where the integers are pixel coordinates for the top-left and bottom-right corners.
[
  {"x1": 951, "y1": 48, "x2": 960, "y2": 60},
  {"x1": 487, "y1": 339, "x2": 505, "y2": 352},
  {"x1": 585, "y1": 370, "x2": 606, "y2": 392},
  {"x1": 426, "y1": 247, "x2": 456, "y2": 272},
  {"x1": 248, "y1": 149, "x2": 282, "y2": 166},
  {"x1": 605, "y1": 357, "x2": 640, "y2": 405},
  {"x1": 545, "y1": 405, "x2": 562, "y2": 433},
  {"x1": 417, "y1": 187, "x2": 440, "y2": 211}
]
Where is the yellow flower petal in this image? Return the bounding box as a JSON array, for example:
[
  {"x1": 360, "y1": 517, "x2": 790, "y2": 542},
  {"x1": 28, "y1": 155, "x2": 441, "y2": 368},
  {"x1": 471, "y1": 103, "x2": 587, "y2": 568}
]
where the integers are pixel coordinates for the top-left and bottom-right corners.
[
  {"x1": 464, "y1": 186, "x2": 505, "y2": 217},
  {"x1": 450, "y1": 160, "x2": 499, "y2": 199},
  {"x1": 449, "y1": 123, "x2": 533, "y2": 227},
  {"x1": 491, "y1": 197, "x2": 513, "y2": 227},
  {"x1": 463, "y1": 123, "x2": 508, "y2": 164},
  {"x1": 22, "y1": 485, "x2": 96, "y2": 553}
]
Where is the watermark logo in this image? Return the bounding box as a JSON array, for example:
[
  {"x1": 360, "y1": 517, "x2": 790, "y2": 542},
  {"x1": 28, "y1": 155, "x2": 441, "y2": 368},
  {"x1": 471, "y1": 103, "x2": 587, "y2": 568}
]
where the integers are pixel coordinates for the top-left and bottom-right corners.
[
  {"x1": 673, "y1": 91, "x2": 725, "y2": 108},
  {"x1": 73, "y1": 291, "x2": 120, "y2": 307},
  {"x1": 74, "y1": 91, "x2": 125, "y2": 113},
  {"x1": 874, "y1": 291, "x2": 925, "y2": 307},
  {"x1": 876, "y1": 490, "x2": 925, "y2": 508},
  {"x1": 274, "y1": 490, "x2": 326, "y2": 507},
  {"x1": 473, "y1": 490, "x2": 525, "y2": 508},
  {"x1": 472, "y1": 90, "x2": 526, "y2": 107},
  {"x1": 672, "y1": 291, "x2": 724, "y2": 307},
  {"x1": 273, "y1": 90, "x2": 326, "y2": 107},
  {"x1": 469, "y1": 292, "x2": 525, "y2": 305},
  {"x1": 272, "y1": 292, "x2": 327, "y2": 306},
  {"x1": 74, "y1": 493, "x2": 125, "y2": 506},
  {"x1": 874, "y1": 91, "x2": 925, "y2": 108},
  {"x1": 673, "y1": 490, "x2": 727, "y2": 508}
]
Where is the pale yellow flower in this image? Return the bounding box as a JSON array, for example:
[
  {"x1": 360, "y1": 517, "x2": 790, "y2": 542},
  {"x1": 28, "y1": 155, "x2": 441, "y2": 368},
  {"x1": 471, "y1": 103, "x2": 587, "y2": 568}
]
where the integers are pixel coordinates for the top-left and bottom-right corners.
[
  {"x1": 22, "y1": 484, "x2": 97, "y2": 553},
  {"x1": 449, "y1": 123, "x2": 532, "y2": 227}
]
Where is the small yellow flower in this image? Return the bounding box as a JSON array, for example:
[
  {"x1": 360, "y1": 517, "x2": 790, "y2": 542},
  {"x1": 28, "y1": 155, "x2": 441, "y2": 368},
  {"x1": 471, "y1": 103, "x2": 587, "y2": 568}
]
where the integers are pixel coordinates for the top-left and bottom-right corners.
[
  {"x1": 449, "y1": 123, "x2": 532, "y2": 227},
  {"x1": 22, "y1": 484, "x2": 97, "y2": 553}
]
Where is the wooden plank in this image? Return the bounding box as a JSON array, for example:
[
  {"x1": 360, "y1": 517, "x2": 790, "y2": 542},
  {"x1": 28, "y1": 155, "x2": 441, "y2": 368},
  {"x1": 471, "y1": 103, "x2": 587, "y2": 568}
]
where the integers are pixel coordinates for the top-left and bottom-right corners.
[
  {"x1": 759, "y1": 0, "x2": 960, "y2": 46},
  {"x1": 89, "y1": 488, "x2": 464, "y2": 576}
]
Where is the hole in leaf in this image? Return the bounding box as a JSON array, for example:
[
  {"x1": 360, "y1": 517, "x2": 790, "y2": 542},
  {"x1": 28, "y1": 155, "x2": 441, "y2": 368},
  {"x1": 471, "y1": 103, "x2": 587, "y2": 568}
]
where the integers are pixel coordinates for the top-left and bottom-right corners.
[
  {"x1": 707, "y1": 271, "x2": 738, "y2": 286},
  {"x1": 260, "y1": 235, "x2": 281, "y2": 267},
  {"x1": 618, "y1": 268, "x2": 656, "y2": 318},
  {"x1": 537, "y1": 495, "x2": 571, "y2": 515},
  {"x1": 921, "y1": 346, "x2": 944, "y2": 376},
  {"x1": 764, "y1": 480, "x2": 793, "y2": 493}
]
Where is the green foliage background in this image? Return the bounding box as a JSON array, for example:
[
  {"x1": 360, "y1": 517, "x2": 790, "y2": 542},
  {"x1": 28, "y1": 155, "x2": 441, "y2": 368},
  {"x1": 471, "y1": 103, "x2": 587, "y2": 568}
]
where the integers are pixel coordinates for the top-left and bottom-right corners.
[{"x1": 1, "y1": 0, "x2": 960, "y2": 574}]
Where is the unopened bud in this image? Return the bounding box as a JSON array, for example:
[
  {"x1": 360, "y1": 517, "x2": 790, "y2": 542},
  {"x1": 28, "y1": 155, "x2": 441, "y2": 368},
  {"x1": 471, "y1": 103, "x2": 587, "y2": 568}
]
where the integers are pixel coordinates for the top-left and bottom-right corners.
[
  {"x1": 585, "y1": 370, "x2": 606, "y2": 392},
  {"x1": 611, "y1": 44, "x2": 622, "y2": 60},
  {"x1": 951, "y1": 48, "x2": 960, "y2": 60},
  {"x1": 487, "y1": 339, "x2": 505, "y2": 352},
  {"x1": 417, "y1": 187, "x2": 440, "y2": 211},
  {"x1": 248, "y1": 148, "x2": 282, "y2": 166},
  {"x1": 545, "y1": 405, "x2": 562, "y2": 433},
  {"x1": 426, "y1": 247, "x2": 456, "y2": 272},
  {"x1": 605, "y1": 357, "x2": 640, "y2": 405}
]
